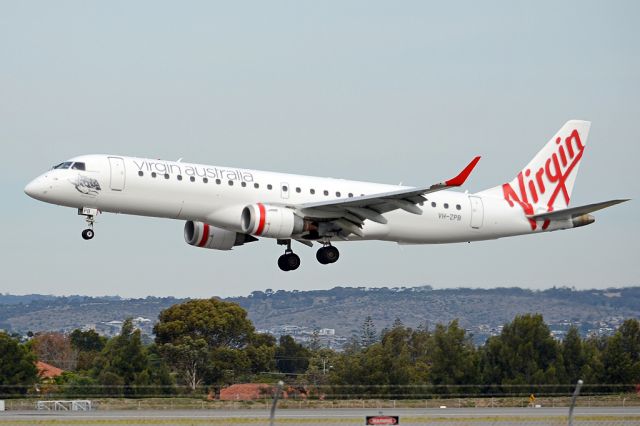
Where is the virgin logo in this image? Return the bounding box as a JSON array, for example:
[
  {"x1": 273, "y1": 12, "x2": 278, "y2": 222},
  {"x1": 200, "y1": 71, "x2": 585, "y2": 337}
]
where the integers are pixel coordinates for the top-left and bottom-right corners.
[{"x1": 502, "y1": 129, "x2": 585, "y2": 230}]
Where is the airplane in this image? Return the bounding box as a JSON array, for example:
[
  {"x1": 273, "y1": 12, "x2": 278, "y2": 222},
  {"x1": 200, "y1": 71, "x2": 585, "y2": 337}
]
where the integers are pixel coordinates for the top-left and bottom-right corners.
[{"x1": 24, "y1": 120, "x2": 628, "y2": 271}]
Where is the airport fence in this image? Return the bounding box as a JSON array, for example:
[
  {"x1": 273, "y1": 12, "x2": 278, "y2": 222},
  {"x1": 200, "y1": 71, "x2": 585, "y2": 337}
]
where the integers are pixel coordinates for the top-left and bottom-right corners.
[{"x1": 0, "y1": 384, "x2": 639, "y2": 411}]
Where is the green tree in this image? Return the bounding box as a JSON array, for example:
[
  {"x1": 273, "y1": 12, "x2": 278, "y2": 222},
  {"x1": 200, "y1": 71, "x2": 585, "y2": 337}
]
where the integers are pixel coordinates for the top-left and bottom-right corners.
[
  {"x1": 93, "y1": 319, "x2": 172, "y2": 396},
  {"x1": 246, "y1": 333, "x2": 277, "y2": 375},
  {"x1": 601, "y1": 319, "x2": 640, "y2": 388},
  {"x1": 360, "y1": 316, "x2": 377, "y2": 348},
  {"x1": 480, "y1": 314, "x2": 563, "y2": 389},
  {"x1": 429, "y1": 320, "x2": 479, "y2": 393},
  {"x1": 154, "y1": 298, "x2": 255, "y2": 390},
  {"x1": 70, "y1": 329, "x2": 106, "y2": 352},
  {"x1": 276, "y1": 335, "x2": 310, "y2": 375},
  {"x1": 0, "y1": 332, "x2": 38, "y2": 396},
  {"x1": 562, "y1": 326, "x2": 586, "y2": 384}
]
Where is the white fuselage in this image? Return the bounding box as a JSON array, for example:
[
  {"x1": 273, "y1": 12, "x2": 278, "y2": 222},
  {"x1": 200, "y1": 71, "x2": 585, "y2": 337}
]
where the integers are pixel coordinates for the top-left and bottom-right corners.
[{"x1": 24, "y1": 154, "x2": 574, "y2": 245}]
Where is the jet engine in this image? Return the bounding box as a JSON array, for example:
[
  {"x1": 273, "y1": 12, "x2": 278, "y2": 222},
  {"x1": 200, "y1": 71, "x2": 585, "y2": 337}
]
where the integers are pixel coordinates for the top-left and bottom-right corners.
[
  {"x1": 241, "y1": 203, "x2": 309, "y2": 238},
  {"x1": 184, "y1": 221, "x2": 257, "y2": 250}
]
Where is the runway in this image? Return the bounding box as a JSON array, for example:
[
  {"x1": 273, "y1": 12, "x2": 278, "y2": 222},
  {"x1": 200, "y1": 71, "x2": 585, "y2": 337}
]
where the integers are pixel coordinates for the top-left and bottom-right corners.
[{"x1": 2, "y1": 407, "x2": 640, "y2": 425}]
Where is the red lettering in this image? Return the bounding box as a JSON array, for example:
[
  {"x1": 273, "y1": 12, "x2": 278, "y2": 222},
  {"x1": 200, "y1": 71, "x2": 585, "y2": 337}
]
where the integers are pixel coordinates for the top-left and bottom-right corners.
[{"x1": 502, "y1": 128, "x2": 586, "y2": 231}]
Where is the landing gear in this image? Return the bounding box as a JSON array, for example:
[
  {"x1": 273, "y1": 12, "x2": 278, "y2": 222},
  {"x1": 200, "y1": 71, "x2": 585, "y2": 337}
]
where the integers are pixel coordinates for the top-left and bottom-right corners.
[
  {"x1": 316, "y1": 244, "x2": 339, "y2": 265},
  {"x1": 277, "y1": 239, "x2": 301, "y2": 271},
  {"x1": 78, "y1": 207, "x2": 98, "y2": 241}
]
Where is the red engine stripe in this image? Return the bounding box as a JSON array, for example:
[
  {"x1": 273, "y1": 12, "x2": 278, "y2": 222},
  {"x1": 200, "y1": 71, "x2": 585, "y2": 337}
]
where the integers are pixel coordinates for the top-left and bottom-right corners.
[
  {"x1": 255, "y1": 203, "x2": 266, "y2": 236},
  {"x1": 198, "y1": 224, "x2": 210, "y2": 247}
]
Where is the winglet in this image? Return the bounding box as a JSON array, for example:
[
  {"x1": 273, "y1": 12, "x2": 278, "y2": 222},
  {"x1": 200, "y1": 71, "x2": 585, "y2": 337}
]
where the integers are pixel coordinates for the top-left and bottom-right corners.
[{"x1": 445, "y1": 156, "x2": 481, "y2": 187}]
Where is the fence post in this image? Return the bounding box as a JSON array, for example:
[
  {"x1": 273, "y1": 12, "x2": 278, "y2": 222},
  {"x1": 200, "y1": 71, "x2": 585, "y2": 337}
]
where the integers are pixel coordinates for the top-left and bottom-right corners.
[{"x1": 568, "y1": 379, "x2": 583, "y2": 426}]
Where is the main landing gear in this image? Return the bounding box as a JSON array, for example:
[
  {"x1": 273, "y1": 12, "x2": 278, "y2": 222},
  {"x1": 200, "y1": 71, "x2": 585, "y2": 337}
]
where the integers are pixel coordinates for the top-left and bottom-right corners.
[
  {"x1": 277, "y1": 240, "x2": 301, "y2": 272},
  {"x1": 316, "y1": 244, "x2": 339, "y2": 265},
  {"x1": 78, "y1": 207, "x2": 98, "y2": 240},
  {"x1": 276, "y1": 240, "x2": 340, "y2": 271}
]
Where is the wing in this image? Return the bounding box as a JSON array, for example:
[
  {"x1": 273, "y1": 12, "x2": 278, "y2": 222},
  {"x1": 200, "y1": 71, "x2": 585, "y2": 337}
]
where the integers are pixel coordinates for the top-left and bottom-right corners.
[
  {"x1": 527, "y1": 199, "x2": 629, "y2": 221},
  {"x1": 295, "y1": 156, "x2": 481, "y2": 238}
]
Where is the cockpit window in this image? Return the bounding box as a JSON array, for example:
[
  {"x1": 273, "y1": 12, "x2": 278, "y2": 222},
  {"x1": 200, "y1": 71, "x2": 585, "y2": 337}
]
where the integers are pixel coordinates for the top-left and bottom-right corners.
[
  {"x1": 52, "y1": 162, "x2": 73, "y2": 170},
  {"x1": 71, "y1": 162, "x2": 86, "y2": 170}
]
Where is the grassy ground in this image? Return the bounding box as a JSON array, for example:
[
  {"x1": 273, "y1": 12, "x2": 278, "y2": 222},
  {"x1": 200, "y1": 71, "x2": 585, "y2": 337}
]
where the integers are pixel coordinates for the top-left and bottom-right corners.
[{"x1": 3, "y1": 393, "x2": 639, "y2": 411}]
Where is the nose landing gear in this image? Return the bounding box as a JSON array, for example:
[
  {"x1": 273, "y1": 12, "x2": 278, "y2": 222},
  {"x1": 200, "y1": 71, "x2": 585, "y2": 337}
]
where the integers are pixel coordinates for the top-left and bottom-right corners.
[{"x1": 78, "y1": 207, "x2": 98, "y2": 240}]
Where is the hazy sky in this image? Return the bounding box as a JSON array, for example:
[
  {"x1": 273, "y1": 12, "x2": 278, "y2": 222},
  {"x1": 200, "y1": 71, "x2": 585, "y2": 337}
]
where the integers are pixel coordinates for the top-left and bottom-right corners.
[{"x1": 1, "y1": 1, "x2": 638, "y2": 298}]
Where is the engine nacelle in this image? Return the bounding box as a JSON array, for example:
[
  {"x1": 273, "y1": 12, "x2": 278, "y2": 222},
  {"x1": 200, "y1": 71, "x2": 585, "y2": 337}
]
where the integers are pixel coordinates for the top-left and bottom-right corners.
[
  {"x1": 184, "y1": 221, "x2": 257, "y2": 250},
  {"x1": 241, "y1": 203, "x2": 305, "y2": 238}
]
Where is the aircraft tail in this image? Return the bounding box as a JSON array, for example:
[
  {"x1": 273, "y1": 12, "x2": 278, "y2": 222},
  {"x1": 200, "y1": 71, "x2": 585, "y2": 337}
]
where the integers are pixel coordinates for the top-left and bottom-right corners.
[{"x1": 481, "y1": 120, "x2": 591, "y2": 228}]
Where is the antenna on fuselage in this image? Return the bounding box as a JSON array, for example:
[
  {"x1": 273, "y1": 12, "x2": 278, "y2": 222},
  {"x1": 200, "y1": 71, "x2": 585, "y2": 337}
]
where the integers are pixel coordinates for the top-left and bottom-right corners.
[{"x1": 177, "y1": 158, "x2": 183, "y2": 162}]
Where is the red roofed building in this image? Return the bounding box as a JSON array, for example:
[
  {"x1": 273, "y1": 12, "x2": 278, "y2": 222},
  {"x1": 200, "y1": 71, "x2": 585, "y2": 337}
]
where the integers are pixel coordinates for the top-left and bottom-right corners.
[{"x1": 36, "y1": 361, "x2": 64, "y2": 380}]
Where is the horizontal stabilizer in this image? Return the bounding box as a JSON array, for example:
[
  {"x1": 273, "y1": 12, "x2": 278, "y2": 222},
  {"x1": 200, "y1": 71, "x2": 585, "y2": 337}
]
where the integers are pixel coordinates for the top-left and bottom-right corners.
[{"x1": 527, "y1": 199, "x2": 629, "y2": 221}]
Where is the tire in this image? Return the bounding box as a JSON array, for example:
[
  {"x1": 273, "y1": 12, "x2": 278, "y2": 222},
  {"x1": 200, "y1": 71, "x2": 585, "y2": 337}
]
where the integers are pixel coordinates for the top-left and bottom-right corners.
[
  {"x1": 277, "y1": 255, "x2": 290, "y2": 271},
  {"x1": 82, "y1": 229, "x2": 94, "y2": 240},
  {"x1": 317, "y1": 246, "x2": 339, "y2": 264},
  {"x1": 324, "y1": 246, "x2": 339, "y2": 263},
  {"x1": 316, "y1": 247, "x2": 330, "y2": 264},
  {"x1": 286, "y1": 253, "x2": 301, "y2": 271}
]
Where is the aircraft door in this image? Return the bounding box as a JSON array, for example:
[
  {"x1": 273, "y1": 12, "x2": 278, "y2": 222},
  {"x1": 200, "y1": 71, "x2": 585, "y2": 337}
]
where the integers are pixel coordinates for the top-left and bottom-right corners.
[
  {"x1": 280, "y1": 182, "x2": 289, "y2": 199},
  {"x1": 108, "y1": 157, "x2": 126, "y2": 191},
  {"x1": 469, "y1": 195, "x2": 484, "y2": 229}
]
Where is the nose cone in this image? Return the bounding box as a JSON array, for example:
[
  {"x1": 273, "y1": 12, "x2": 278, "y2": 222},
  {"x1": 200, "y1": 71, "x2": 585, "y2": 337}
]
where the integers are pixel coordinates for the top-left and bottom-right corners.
[{"x1": 24, "y1": 177, "x2": 48, "y2": 200}]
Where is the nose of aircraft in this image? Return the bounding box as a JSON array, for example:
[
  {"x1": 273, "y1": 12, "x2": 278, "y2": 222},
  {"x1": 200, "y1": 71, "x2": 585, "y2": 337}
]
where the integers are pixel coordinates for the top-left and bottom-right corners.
[{"x1": 24, "y1": 177, "x2": 48, "y2": 200}]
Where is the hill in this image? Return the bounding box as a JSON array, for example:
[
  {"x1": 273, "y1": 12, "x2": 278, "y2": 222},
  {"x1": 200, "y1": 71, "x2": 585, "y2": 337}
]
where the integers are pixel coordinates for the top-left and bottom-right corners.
[{"x1": 1, "y1": 286, "x2": 638, "y2": 344}]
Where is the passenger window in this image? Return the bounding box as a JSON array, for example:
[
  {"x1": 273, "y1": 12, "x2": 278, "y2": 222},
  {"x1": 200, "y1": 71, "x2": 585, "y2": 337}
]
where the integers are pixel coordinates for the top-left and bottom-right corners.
[
  {"x1": 254, "y1": 183, "x2": 259, "y2": 189},
  {"x1": 444, "y1": 203, "x2": 449, "y2": 209},
  {"x1": 296, "y1": 187, "x2": 301, "y2": 193},
  {"x1": 431, "y1": 202, "x2": 436, "y2": 207},
  {"x1": 456, "y1": 204, "x2": 461, "y2": 210},
  {"x1": 71, "y1": 162, "x2": 86, "y2": 170},
  {"x1": 323, "y1": 190, "x2": 329, "y2": 196},
  {"x1": 348, "y1": 193, "x2": 353, "y2": 198},
  {"x1": 151, "y1": 172, "x2": 157, "y2": 178},
  {"x1": 203, "y1": 177, "x2": 208, "y2": 183},
  {"x1": 310, "y1": 189, "x2": 315, "y2": 194},
  {"x1": 216, "y1": 179, "x2": 221, "y2": 184},
  {"x1": 267, "y1": 184, "x2": 273, "y2": 190},
  {"x1": 190, "y1": 176, "x2": 195, "y2": 182},
  {"x1": 336, "y1": 191, "x2": 341, "y2": 197},
  {"x1": 228, "y1": 180, "x2": 234, "y2": 186},
  {"x1": 177, "y1": 175, "x2": 182, "y2": 181},
  {"x1": 282, "y1": 185, "x2": 288, "y2": 191},
  {"x1": 241, "y1": 182, "x2": 247, "y2": 187},
  {"x1": 164, "y1": 174, "x2": 170, "y2": 179},
  {"x1": 138, "y1": 171, "x2": 144, "y2": 177}
]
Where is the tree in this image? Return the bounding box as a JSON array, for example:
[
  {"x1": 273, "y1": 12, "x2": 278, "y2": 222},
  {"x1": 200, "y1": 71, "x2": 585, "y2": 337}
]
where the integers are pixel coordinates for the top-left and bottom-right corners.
[
  {"x1": 30, "y1": 332, "x2": 77, "y2": 370},
  {"x1": 562, "y1": 326, "x2": 586, "y2": 384},
  {"x1": 360, "y1": 316, "x2": 377, "y2": 348},
  {"x1": 480, "y1": 314, "x2": 563, "y2": 388},
  {"x1": 93, "y1": 319, "x2": 172, "y2": 396},
  {"x1": 601, "y1": 319, "x2": 640, "y2": 388},
  {"x1": 276, "y1": 335, "x2": 310, "y2": 375},
  {"x1": 429, "y1": 320, "x2": 479, "y2": 393},
  {"x1": 70, "y1": 329, "x2": 107, "y2": 371},
  {"x1": 154, "y1": 298, "x2": 256, "y2": 390},
  {"x1": 70, "y1": 329, "x2": 106, "y2": 352},
  {"x1": 0, "y1": 332, "x2": 38, "y2": 395}
]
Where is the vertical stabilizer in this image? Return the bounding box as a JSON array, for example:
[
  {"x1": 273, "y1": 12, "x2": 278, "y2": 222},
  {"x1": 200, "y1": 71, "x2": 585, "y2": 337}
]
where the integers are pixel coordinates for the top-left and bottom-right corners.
[{"x1": 481, "y1": 120, "x2": 591, "y2": 229}]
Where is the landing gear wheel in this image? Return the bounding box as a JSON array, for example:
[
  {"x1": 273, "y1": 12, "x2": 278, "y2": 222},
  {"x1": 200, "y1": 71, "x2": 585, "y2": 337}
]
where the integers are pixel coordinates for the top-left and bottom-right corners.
[
  {"x1": 278, "y1": 252, "x2": 300, "y2": 271},
  {"x1": 81, "y1": 229, "x2": 94, "y2": 240},
  {"x1": 316, "y1": 245, "x2": 339, "y2": 264}
]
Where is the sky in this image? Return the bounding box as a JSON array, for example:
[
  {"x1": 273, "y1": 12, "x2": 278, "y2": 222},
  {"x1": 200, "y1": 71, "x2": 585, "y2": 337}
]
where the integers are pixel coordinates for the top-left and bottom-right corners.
[{"x1": 1, "y1": 1, "x2": 638, "y2": 298}]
